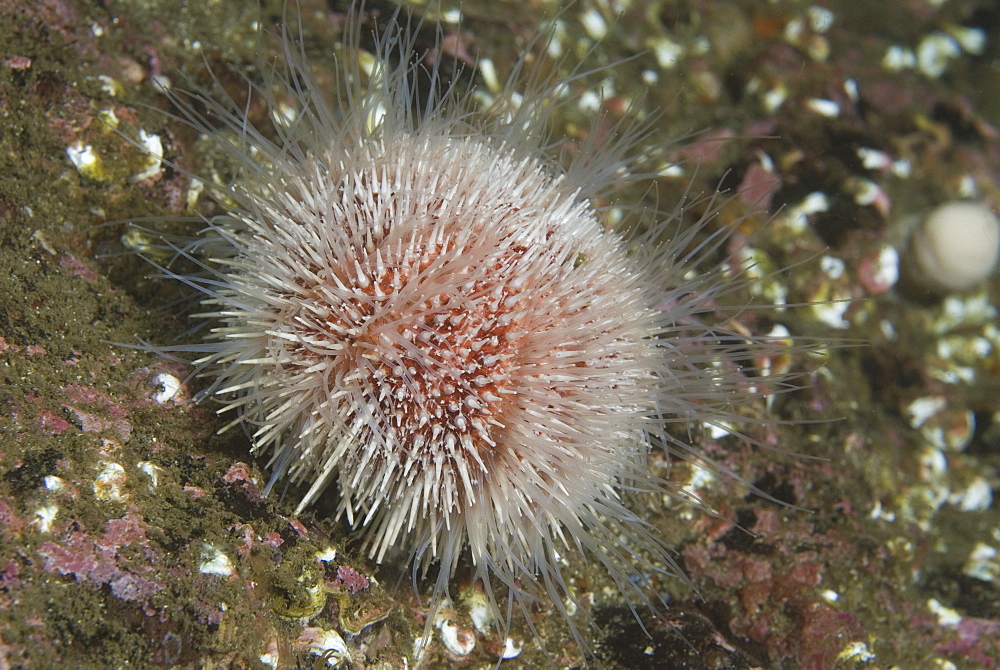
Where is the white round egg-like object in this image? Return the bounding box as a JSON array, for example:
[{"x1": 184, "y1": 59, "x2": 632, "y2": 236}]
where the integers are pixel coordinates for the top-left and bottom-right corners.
[{"x1": 910, "y1": 201, "x2": 1000, "y2": 293}]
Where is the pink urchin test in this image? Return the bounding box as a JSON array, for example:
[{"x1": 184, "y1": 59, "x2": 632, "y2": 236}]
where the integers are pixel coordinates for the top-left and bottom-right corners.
[{"x1": 139, "y1": 3, "x2": 808, "y2": 660}]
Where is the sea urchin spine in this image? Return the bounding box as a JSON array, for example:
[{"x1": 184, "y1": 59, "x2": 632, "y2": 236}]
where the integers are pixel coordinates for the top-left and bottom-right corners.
[{"x1": 137, "y1": 4, "x2": 810, "y2": 659}]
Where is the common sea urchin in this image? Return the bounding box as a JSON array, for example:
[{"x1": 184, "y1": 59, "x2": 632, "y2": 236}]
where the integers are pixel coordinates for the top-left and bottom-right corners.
[{"x1": 138, "y1": 3, "x2": 809, "y2": 660}]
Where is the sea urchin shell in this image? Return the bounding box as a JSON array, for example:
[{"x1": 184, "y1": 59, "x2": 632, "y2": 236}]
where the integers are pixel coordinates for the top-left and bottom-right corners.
[{"x1": 136, "y1": 4, "x2": 807, "y2": 658}]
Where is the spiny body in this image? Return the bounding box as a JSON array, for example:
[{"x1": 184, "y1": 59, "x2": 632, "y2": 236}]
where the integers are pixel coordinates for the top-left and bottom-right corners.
[{"x1": 140, "y1": 3, "x2": 802, "y2": 659}]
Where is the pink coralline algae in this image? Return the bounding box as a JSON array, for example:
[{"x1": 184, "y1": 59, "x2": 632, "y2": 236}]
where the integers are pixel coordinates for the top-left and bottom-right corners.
[
  {"x1": 333, "y1": 565, "x2": 370, "y2": 595},
  {"x1": 934, "y1": 618, "x2": 1000, "y2": 668},
  {"x1": 57, "y1": 253, "x2": 98, "y2": 282},
  {"x1": 0, "y1": 338, "x2": 45, "y2": 357},
  {"x1": 36, "y1": 409, "x2": 71, "y2": 436},
  {"x1": 0, "y1": 559, "x2": 20, "y2": 589},
  {"x1": 221, "y1": 462, "x2": 267, "y2": 503},
  {"x1": 61, "y1": 383, "x2": 132, "y2": 442},
  {"x1": 37, "y1": 518, "x2": 164, "y2": 609}
]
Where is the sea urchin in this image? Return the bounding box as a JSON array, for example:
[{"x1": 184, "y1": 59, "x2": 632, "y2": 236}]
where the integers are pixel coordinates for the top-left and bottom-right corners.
[{"x1": 136, "y1": 3, "x2": 808, "y2": 660}]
